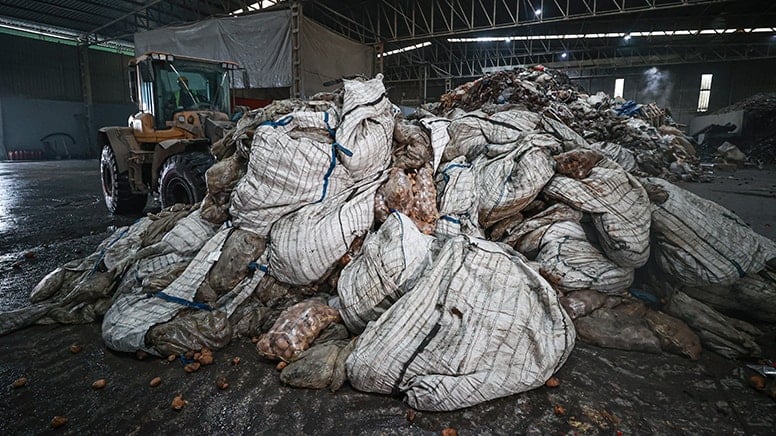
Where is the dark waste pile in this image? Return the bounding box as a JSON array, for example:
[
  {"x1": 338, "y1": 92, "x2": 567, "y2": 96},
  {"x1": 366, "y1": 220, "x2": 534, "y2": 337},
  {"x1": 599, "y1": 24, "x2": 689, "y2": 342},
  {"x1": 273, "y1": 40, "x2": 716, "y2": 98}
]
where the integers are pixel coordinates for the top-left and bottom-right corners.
[
  {"x1": 428, "y1": 67, "x2": 702, "y2": 181},
  {"x1": 2, "y1": 68, "x2": 776, "y2": 411},
  {"x1": 713, "y1": 92, "x2": 776, "y2": 164}
]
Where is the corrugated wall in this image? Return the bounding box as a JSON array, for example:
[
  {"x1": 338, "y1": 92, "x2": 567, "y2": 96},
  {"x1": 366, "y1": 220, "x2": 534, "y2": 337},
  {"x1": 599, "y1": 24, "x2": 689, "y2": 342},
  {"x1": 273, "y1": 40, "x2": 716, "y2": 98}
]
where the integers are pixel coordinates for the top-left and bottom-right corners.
[
  {"x1": 0, "y1": 33, "x2": 136, "y2": 159},
  {"x1": 0, "y1": 33, "x2": 81, "y2": 100},
  {"x1": 0, "y1": 33, "x2": 133, "y2": 104}
]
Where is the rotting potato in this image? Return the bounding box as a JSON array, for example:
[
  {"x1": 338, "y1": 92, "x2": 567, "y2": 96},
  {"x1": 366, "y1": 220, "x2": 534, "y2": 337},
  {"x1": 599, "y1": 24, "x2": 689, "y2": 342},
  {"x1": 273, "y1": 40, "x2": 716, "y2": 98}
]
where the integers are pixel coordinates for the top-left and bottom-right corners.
[
  {"x1": 171, "y1": 395, "x2": 186, "y2": 411},
  {"x1": 50, "y1": 416, "x2": 68, "y2": 429}
]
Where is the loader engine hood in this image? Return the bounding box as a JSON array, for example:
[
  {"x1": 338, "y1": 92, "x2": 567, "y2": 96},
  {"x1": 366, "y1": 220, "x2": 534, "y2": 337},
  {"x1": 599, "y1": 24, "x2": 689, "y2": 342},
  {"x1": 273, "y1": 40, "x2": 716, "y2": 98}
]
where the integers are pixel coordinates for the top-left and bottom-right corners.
[{"x1": 170, "y1": 110, "x2": 233, "y2": 141}]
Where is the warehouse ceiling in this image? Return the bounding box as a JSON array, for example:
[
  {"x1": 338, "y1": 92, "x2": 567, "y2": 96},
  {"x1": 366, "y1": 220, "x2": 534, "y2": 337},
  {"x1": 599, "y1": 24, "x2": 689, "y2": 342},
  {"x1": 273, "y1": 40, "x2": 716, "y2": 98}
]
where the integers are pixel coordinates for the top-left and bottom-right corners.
[{"x1": 0, "y1": 0, "x2": 774, "y2": 81}]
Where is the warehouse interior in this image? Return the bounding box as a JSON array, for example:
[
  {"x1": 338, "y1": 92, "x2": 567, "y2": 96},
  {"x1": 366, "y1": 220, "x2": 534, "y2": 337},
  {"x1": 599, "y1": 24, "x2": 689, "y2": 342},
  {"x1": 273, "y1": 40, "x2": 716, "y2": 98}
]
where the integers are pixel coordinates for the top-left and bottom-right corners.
[{"x1": 1, "y1": 0, "x2": 775, "y2": 433}]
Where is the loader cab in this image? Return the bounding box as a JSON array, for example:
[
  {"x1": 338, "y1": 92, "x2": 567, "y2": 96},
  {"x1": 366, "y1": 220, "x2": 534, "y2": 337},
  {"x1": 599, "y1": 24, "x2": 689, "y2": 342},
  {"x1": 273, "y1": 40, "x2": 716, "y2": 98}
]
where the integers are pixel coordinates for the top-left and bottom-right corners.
[{"x1": 129, "y1": 52, "x2": 238, "y2": 130}]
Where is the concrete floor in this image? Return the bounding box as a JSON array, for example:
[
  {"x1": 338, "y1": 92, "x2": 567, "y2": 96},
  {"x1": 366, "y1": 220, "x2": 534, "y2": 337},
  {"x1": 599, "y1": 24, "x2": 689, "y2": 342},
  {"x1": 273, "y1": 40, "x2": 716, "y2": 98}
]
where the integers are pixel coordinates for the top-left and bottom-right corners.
[{"x1": 1, "y1": 160, "x2": 774, "y2": 434}]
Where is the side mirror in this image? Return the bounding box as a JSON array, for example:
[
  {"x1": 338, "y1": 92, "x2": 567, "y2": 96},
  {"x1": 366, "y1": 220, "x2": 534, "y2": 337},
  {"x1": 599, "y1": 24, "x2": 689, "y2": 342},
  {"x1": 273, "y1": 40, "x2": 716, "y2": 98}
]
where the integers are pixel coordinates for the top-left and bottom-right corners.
[{"x1": 139, "y1": 59, "x2": 154, "y2": 82}]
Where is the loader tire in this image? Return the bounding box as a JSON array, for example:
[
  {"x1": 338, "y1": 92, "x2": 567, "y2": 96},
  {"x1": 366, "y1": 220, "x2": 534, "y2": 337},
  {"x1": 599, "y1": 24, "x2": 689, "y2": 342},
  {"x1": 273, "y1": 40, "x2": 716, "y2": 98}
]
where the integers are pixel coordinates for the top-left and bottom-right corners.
[
  {"x1": 101, "y1": 145, "x2": 147, "y2": 215},
  {"x1": 158, "y1": 152, "x2": 214, "y2": 209}
]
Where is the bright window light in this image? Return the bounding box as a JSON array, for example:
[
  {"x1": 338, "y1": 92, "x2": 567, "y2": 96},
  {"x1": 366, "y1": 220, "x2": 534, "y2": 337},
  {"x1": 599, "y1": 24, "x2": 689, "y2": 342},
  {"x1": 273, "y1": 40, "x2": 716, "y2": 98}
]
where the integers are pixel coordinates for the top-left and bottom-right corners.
[
  {"x1": 697, "y1": 73, "x2": 713, "y2": 112},
  {"x1": 614, "y1": 78, "x2": 624, "y2": 98}
]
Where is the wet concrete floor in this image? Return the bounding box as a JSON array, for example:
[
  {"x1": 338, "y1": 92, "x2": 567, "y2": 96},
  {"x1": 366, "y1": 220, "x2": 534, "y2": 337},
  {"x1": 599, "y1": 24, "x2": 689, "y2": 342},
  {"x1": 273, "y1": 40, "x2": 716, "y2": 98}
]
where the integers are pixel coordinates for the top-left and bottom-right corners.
[{"x1": 1, "y1": 160, "x2": 775, "y2": 434}]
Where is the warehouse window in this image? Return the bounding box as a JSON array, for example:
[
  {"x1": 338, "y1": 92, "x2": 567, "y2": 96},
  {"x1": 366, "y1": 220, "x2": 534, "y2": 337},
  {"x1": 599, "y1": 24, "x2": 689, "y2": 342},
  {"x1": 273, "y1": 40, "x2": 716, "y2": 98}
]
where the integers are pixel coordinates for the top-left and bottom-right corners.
[
  {"x1": 614, "y1": 78, "x2": 624, "y2": 98},
  {"x1": 697, "y1": 73, "x2": 713, "y2": 112}
]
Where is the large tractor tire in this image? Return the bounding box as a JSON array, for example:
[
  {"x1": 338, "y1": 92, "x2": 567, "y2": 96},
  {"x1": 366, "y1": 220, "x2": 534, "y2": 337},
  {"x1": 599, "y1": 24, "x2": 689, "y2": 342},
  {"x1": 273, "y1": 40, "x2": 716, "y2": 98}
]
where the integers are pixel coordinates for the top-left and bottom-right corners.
[
  {"x1": 158, "y1": 152, "x2": 214, "y2": 209},
  {"x1": 101, "y1": 145, "x2": 147, "y2": 214}
]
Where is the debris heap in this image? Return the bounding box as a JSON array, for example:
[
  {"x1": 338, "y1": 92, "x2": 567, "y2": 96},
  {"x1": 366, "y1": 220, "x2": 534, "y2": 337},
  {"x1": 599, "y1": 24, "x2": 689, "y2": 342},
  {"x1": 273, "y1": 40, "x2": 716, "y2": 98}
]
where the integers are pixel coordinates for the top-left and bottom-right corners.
[
  {"x1": 434, "y1": 68, "x2": 702, "y2": 181},
  {"x1": 714, "y1": 92, "x2": 776, "y2": 164},
  {"x1": 3, "y1": 69, "x2": 775, "y2": 412}
]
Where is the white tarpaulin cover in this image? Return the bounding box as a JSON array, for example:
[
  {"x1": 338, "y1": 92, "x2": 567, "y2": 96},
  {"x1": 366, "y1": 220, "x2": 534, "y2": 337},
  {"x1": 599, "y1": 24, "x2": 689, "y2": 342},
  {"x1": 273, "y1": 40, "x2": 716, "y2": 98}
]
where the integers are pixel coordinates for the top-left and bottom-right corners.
[
  {"x1": 134, "y1": 11, "x2": 292, "y2": 89},
  {"x1": 300, "y1": 17, "x2": 375, "y2": 97},
  {"x1": 134, "y1": 11, "x2": 375, "y2": 94}
]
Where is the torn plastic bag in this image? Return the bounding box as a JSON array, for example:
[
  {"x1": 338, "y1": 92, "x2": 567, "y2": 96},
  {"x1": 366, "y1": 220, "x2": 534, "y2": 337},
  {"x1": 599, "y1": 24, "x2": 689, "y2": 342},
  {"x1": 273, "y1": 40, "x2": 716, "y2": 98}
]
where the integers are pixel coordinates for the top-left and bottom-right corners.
[
  {"x1": 560, "y1": 290, "x2": 617, "y2": 320},
  {"x1": 664, "y1": 290, "x2": 761, "y2": 359},
  {"x1": 200, "y1": 153, "x2": 247, "y2": 225},
  {"x1": 374, "y1": 166, "x2": 438, "y2": 234},
  {"x1": 574, "y1": 305, "x2": 662, "y2": 354},
  {"x1": 643, "y1": 309, "x2": 702, "y2": 360},
  {"x1": 280, "y1": 339, "x2": 354, "y2": 391},
  {"x1": 347, "y1": 236, "x2": 575, "y2": 411},
  {"x1": 145, "y1": 308, "x2": 232, "y2": 357},
  {"x1": 204, "y1": 228, "x2": 266, "y2": 298},
  {"x1": 392, "y1": 120, "x2": 433, "y2": 170},
  {"x1": 257, "y1": 298, "x2": 341, "y2": 362},
  {"x1": 338, "y1": 212, "x2": 436, "y2": 333}
]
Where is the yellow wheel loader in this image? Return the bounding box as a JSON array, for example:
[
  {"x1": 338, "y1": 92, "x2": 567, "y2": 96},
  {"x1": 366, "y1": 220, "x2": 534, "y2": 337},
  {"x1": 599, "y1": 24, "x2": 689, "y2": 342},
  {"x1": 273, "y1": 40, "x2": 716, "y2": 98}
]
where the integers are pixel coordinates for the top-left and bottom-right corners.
[{"x1": 98, "y1": 52, "x2": 238, "y2": 214}]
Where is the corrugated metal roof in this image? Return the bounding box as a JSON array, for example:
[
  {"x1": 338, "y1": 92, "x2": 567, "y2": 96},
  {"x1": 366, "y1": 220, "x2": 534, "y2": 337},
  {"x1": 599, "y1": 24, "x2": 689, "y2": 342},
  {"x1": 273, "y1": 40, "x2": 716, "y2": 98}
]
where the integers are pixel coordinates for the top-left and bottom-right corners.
[{"x1": 0, "y1": 0, "x2": 248, "y2": 42}]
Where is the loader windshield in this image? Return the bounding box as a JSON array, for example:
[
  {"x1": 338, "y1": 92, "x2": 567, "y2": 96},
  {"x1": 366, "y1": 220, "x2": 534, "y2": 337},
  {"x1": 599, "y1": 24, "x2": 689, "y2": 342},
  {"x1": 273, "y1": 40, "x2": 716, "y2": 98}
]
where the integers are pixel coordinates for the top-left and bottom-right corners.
[{"x1": 157, "y1": 59, "x2": 231, "y2": 124}]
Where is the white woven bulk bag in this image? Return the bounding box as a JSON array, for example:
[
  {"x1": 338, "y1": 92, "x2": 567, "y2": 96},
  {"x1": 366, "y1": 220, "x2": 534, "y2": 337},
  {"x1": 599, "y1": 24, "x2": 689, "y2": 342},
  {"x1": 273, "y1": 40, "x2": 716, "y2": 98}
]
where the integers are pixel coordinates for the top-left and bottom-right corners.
[
  {"x1": 336, "y1": 75, "x2": 395, "y2": 181},
  {"x1": 511, "y1": 204, "x2": 634, "y2": 294},
  {"x1": 230, "y1": 109, "x2": 353, "y2": 236},
  {"x1": 102, "y1": 219, "x2": 225, "y2": 354},
  {"x1": 419, "y1": 117, "x2": 451, "y2": 171},
  {"x1": 536, "y1": 221, "x2": 635, "y2": 294},
  {"x1": 267, "y1": 175, "x2": 386, "y2": 286},
  {"x1": 544, "y1": 153, "x2": 650, "y2": 268},
  {"x1": 434, "y1": 157, "x2": 483, "y2": 238},
  {"x1": 347, "y1": 236, "x2": 575, "y2": 411},
  {"x1": 541, "y1": 115, "x2": 589, "y2": 150},
  {"x1": 338, "y1": 212, "x2": 436, "y2": 333},
  {"x1": 443, "y1": 110, "x2": 541, "y2": 162},
  {"x1": 586, "y1": 141, "x2": 637, "y2": 172},
  {"x1": 475, "y1": 133, "x2": 558, "y2": 229},
  {"x1": 644, "y1": 177, "x2": 776, "y2": 286}
]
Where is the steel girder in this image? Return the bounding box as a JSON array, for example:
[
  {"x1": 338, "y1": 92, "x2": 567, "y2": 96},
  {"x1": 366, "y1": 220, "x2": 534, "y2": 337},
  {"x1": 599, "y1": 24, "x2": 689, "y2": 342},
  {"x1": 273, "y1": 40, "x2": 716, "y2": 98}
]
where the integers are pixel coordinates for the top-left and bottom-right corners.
[
  {"x1": 306, "y1": 0, "x2": 731, "y2": 44},
  {"x1": 382, "y1": 35, "x2": 776, "y2": 82}
]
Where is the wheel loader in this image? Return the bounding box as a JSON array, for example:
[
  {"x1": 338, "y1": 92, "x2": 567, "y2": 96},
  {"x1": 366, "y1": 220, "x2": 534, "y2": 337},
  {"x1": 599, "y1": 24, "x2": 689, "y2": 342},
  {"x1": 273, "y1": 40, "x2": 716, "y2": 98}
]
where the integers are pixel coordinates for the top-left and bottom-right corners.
[{"x1": 98, "y1": 52, "x2": 238, "y2": 214}]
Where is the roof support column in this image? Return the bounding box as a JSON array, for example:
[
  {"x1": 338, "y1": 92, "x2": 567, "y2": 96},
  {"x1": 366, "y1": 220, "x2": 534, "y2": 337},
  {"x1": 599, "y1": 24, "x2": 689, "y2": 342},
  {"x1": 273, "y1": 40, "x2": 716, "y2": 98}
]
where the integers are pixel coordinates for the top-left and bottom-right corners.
[
  {"x1": 78, "y1": 43, "x2": 96, "y2": 157},
  {"x1": 290, "y1": 0, "x2": 302, "y2": 98}
]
